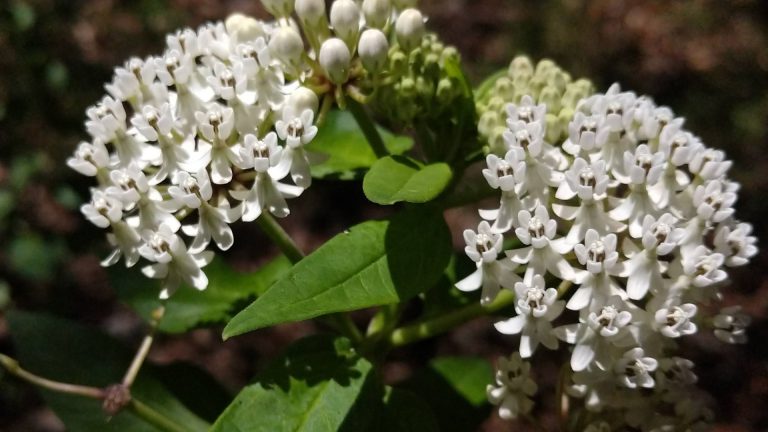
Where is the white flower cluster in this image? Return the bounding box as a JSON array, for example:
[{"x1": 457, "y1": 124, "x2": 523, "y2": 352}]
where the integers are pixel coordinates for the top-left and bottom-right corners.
[
  {"x1": 69, "y1": 1, "x2": 428, "y2": 299},
  {"x1": 461, "y1": 84, "x2": 757, "y2": 428}
]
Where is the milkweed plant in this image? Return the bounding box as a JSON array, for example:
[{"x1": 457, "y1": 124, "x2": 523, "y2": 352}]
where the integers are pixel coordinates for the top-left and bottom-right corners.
[{"x1": 2, "y1": 1, "x2": 758, "y2": 431}]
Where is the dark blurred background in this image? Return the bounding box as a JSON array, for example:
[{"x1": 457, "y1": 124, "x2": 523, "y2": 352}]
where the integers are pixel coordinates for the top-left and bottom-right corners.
[{"x1": 0, "y1": 0, "x2": 766, "y2": 430}]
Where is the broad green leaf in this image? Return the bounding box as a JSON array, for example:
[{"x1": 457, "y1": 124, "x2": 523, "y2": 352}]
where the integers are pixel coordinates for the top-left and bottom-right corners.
[
  {"x1": 306, "y1": 110, "x2": 413, "y2": 180},
  {"x1": 6, "y1": 311, "x2": 209, "y2": 432},
  {"x1": 401, "y1": 356, "x2": 492, "y2": 432},
  {"x1": 224, "y1": 207, "x2": 451, "y2": 338},
  {"x1": 113, "y1": 255, "x2": 291, "y2": 333},
  {"x1": 363, "y1": 156, "x2": 453, "y2": 205},
  {"x1": 211, "y1": 335, "x2": 374, "y2": 432}
]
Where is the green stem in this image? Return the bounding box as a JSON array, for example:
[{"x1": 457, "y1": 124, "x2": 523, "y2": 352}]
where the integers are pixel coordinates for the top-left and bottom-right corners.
[
  {"x1": 129, "y1": 398, "x2": 189, "y2": 432},
  {"x1": 256, "y1": 213, "x2": 363, "y2": 344},
  {"x1": 389, "y1": 290, "x2": 516, "y2": 347},
  {"x1": 256, "y1": 213, "x2": 305, "y2": 264},
  {"x1": 0, "y1": 354, "x2": 191, "y2": 432},
  {"x1": 347, "y1": 99, "x2": 388, "y2": 158},
  {"x1": 0, "y1": 353, "x2": 104, "y2": 399},
  {"x1": 122, "y1": 306, "x2": 164, "y2": 387}
]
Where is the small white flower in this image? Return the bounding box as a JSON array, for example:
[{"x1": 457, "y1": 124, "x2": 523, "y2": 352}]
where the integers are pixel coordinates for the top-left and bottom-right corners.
[
  {"x1": 681, "y1": 245, "x2": 726, "y2": 288},
  {"x1": 274, "y1": 108, "x2": 318, "y2": 188},
  {"x1": 689, "y1": 148, "x2": 732, "y2": 181},
  {"x1": 506, "y1": 95, "x2": 546, "y2": 126},
  {"x1": 615, "y1": 347, "x2": 658, "y2": 389},
  {"x1": 456, "y1": 221, "x2": 520, "y2": 305},
  {"x1": 139, "y1": 223, "x2": 214, "y2": 299},
  {"x1": 692, "y1": 180, "x2": 737, "y2": 223},
  {"x1": 67, "y1": 140, "x2": 111, "y2": 179},
  {"x1": 713, "y1": 305, "x2": 750, "y2": 344},
  {"x1": 563, "y1": 112, "x2": 607, "y2": 156},
  {"x1": 486, "y1": 353, "x2": 537, "y2": 420},
  {"x1": 81, "y1": 190, "x2": 124, "y2": 229},
  {"x1": 555, "y1": 296, "x2": 634, "y2": 371},
  {"x1": 394, "y1": 8, "x2": 425, "y2": 52},
  {"x1": 654, "y1": 304, "x2": 697, "y2": 338},
  {"x1": 508, "y1": 206, "x2": 583, "y2": 284},
  {"x1": 480, "y1": 150, "x2": 527, "y2": 232},
  {"x1": 231, "y1": 132, "x2": 303, "y2": 221},
  {"x1": 714, "y1": 222, "x2": 758, "y2": 267},
  {"x1": 495, "y1": 274, "x2": 564, "y2": 357}
]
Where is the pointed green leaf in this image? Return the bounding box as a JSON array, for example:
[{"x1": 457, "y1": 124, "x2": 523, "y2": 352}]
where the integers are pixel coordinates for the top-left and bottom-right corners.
[
  {"x1": 211, "y1": 335, "x2": 374, "y2": 432},
  {"x1": 112, "y1": 256, "x2": 292, "y2": 333},
  {"x1": 224, "y1": 207, "x2": 451, "y2": 338},
  {"x1": 306, "y1": 110, "x2": 413, "y2": 180},
  {"x1": 363, "y1": 156, "x2": 453, "y2": 205},
  {"x1": 6, "y1": 311, "x2": 209, "y2": 432}
]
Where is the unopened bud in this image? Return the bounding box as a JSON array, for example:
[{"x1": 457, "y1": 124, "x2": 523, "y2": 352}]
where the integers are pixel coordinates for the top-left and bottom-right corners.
[
  {"x1": 395, "y1": 8, "x2": 425, "y2": 52},
  {"x1": 319, "y1": 38, "x2": 351, "y2": 84},
  {"x1": 260, "y1": 0, "x2": 294, "y2": 18},
  {"x1": 225, "y1": 14, "x2": 268, "y2": 43},
  {"x1": 362, "y1": 0, "x2": 391, "y2": 29},
  {"x1": 358, "y1": 29, "x2": 389, "y2": 73},
  {"x1": 285, "y1": 87, "x2": 320, "y2": 117},
  {"x1": 269, "y1": 26, "x2": 304, "y2": 68},
  {"x1": 296, "y1": 0, "x2": 326, "y2": 26},
  {"x1": 436, "y1": 78, "x2": 453, "y2": 103},
  {"x1": 330, "y1": 0, "x2": 361, "y2": 49}
]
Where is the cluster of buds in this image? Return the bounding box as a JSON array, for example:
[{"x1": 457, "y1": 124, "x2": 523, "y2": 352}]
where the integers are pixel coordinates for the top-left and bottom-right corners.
[
  {"x1": 370, "y1": 33, "x2": 465, "y2": 125},
  {"x1": 461, "y1": 81, "x2": 757, "y2": 429},
  {"x1": 477, "y1": 56, "x2": 594, "y2": 153},
  {"x1": 69, "y1": 1, "x2": 432, "y2": 298}
]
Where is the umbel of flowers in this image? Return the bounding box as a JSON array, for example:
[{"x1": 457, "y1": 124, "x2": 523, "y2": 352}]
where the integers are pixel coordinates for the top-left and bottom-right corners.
[
  {"x1": 68, "y1": 0, "x2": 433, "y2": 298},
  {"x1": 466, "y1": 71, "x2": 757, "y2": 429}
]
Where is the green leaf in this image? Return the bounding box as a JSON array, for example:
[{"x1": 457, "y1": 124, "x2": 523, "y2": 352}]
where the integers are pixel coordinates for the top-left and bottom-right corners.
[
  {"x1": 401, "y1": 356, "x2": 492, "y2": 432},
  {"x1": 306, "y1": 110, "x2": 413, "y2": 180},
  {"x1": 224, "y1": 207, "x2": 451, "y2": 339},
  {"x1": 113, "y1": 256, "x2": 292, "y2": 333},
  {"x1": 363, "y1": 156, "x2": 453, "y2": 205},
  {"x1": 6, "y1": 311, "x2": 209, "y2": 432},
  {"x1": 211, "y1": 335, "x2": 375, "y2": 432}
]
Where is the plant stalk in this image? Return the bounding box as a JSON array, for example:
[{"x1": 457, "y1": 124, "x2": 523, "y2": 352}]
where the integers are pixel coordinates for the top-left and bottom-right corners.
[
  {"x1": 128, "y1": 398, "x2": 189, "y2": 432},
  {"x1": 122, "y1": 306, "x2": 164, "y2": 387},
  {"x1": 389, "y1": 289, "x2": 516, "y2": 347},
  {"x1": 347, "y1": 98, "x2": 389, "y2": 158},
  {"x1": 0, "y1": 353, "x2": 104, "y2": 399}
]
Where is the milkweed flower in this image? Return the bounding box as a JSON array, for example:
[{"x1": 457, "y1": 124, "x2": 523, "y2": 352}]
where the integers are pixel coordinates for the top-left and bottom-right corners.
[{"x1": 70, "y1": 2, "x2": 432, "y2": 297}]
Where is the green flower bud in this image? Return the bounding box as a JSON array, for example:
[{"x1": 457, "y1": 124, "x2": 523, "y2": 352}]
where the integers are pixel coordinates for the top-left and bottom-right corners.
[
  {"x1": 508, "y1": 56, "x2": 534, "y2": 77},
  {"x1": 395, "y1": 8, "x2": 425, "y2": 52},
  {"x1": 362, "y1": 0, "x2": 391, "y2": 29},
  {"x1": 389, "y1": 51, "x2": 408, "y2": 75},
  {"x1": 319, "y1": 38, "x2": 351, "y2": 84},
  {"x1": 436, "y1": 78, "x2": 454, "y2": 104},
  {"x1": 358, "y1": 29, "x2": 389, "y2": 73},
  {"x1": 330, "y1": 0, "x2": 361, "y2": 50}
]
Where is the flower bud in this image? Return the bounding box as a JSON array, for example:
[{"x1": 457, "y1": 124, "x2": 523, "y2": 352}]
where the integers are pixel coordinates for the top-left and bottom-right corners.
[
  {"x1": 358, "y1": 29, "x2": 389, "y2": 73},
  {"x1": 319, "y1": 38, "x2": 351, "y2": 84},
  {"x1": 296, "y1": 0, "x2": 327, "y2": 25},
  {"x1": 268, "y1": 26, "x2": 304, "y2": 69},
  {"x1": 330, "y1": 0, "x2": 361, "y2": 49},
  {"x1": 225, "y1": 14, "x2": 267, "y2": 43},
  {"x1": 260, "y1": 0, "x2": 294, "y2": 18},
  {"x1": 285, "y1": 87, "x2": 320, "y2": 117},
  {"x1": 362, "y1": 0, "x2": 391, "y2": 29},
  {"x1": 395, "y1": 8, "x2": 425, "y2": 52}
]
